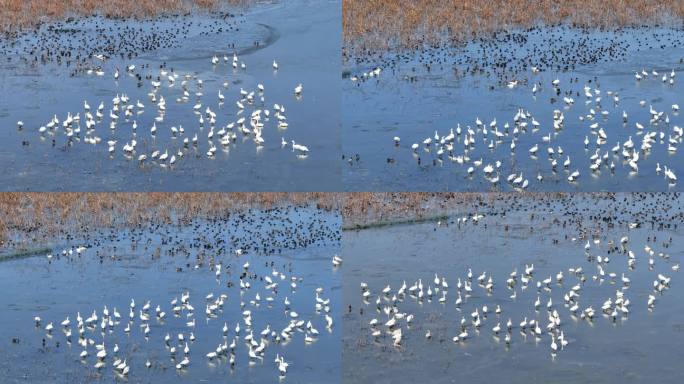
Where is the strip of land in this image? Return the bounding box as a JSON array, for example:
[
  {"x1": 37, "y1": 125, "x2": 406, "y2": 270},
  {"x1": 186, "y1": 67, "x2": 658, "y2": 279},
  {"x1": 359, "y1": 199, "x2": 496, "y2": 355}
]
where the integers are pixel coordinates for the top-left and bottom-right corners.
[{"x1": 342, "y1": 192, "x2": 554, "y2": 229}]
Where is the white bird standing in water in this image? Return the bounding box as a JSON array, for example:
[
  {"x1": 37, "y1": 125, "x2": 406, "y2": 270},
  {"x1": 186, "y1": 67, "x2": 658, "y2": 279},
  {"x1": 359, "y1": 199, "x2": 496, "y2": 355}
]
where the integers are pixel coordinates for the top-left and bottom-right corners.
[
  {"x1": 16, "y1": 53, "x2": 317, "y2": 176},
  {"x1": 291, "y1": 140, "x2": 309, "y2": 154}
]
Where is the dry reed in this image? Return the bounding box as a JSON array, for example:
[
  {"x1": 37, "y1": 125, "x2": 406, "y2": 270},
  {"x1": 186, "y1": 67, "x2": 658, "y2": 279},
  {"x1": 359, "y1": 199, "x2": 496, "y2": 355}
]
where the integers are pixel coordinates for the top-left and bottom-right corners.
[
  {"x1": 0, "y1": 0, "x2": 252, "y2": 33},
  {"x1": 343, "y1": 0, "x2": 684, "y2": 51},
  {"x1": 0, "y1": 193, "x2": 342, "y2": 247}
]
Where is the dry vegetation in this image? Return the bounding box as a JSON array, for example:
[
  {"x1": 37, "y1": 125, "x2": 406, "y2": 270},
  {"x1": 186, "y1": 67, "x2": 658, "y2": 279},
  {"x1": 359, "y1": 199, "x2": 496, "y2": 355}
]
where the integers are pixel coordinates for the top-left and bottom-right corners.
[
  {"x1": 0, "y1": 0, "x2": 251, "y2": 33},
  {"x1": 343, "y1": 192, "x2": 572, "y2": 228},
  {"x1": 343, "y1": 0, "x2": 684, "y2": 51},
  {"x1": 0, "y1": 193, "x2": 342, "y2": 247}
]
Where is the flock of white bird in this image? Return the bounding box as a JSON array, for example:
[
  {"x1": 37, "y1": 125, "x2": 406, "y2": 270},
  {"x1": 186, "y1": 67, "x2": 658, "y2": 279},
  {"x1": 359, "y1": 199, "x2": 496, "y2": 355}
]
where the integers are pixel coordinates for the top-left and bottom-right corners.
[
  {"x1": 18, "y1": 52, "x2": 310, "y2": 168},
  {"x1": 34, "y1": 247, "x2": 341, "y2": 380},
  {"x1": 390, "y1": 66, "x2": 680, "y2": 188},
  {"x1": 358, "y1": 217, "x2": 679, "y2": 357}
]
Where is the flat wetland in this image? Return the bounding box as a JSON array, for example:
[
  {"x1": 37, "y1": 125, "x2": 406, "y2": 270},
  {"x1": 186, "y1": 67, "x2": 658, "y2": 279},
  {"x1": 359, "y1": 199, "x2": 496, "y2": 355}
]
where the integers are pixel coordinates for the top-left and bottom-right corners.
[
  {"x1": 343, "y1": 1, "x2": 684, "y2": 192},
  {"x1": 0, "y1": 0, "x2": 341, "y2": 191},
  {"x1": 342, "y1": 193, "x2": 684, "y2": 383},
  {"x1": 0, "y1": 199, "x2": 342, "y2": 383}
]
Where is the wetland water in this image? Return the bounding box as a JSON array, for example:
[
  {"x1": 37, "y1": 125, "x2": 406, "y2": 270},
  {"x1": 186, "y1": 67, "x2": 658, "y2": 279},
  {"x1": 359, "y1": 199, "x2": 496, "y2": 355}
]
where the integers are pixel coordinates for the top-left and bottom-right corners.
[
  {"x1": 0, "y1": 206, "x2": 341, "y2": 383},
  {"x1": 344, "y1": 26, "x2": 684, "y2": 192},
  {"x1": 0, "y1": 0, "x2": 341, "y2": 191},
  {"x1": 342, "y1": 193, "x2": 684, "y2": 383}
]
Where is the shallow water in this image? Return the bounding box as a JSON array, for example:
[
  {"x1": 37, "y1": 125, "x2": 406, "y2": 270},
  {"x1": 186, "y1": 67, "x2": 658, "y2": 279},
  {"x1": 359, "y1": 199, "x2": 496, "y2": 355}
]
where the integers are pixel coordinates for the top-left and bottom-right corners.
[
  {"x1": 0, "y1": 206, "x2": 341, "y2": 383},
  {"x1": 342, "y1": 194, "x2": 684, "y2": 383},
  {"x1": 0, "y1": 0, "x2": 341, "y2": 191},
  {"x1": 343, "y1": 26, "x2": 684, "y2": 192}
]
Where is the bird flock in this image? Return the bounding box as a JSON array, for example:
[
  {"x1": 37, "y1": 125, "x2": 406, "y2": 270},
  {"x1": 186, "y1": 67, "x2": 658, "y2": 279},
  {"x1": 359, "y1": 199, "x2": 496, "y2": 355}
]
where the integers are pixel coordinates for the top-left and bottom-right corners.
[
  {"x1": 345, "y1": 26, "x2": 684, "y2": 86},
  {"x1": 34, "y1": 247, "x2": 337, "y2": 380},
  {"x1": 17, "y1": 51, "x2": 311, "y2": 169},
  {"x1": 27, "y1": 206, "x2": 341, "y2": 381},
  {"x1": 0, "y1": 12, "x2": 247, "y2": 73},
  {"x1": 343, "y1": 26, "x2": 684, "y2": 191},
  {"x1": 389, "y1": 67, "x2": 680, "y2": 189},
  {"x1": 356, "y1": 215, "x2": 679, "y2": 357}
]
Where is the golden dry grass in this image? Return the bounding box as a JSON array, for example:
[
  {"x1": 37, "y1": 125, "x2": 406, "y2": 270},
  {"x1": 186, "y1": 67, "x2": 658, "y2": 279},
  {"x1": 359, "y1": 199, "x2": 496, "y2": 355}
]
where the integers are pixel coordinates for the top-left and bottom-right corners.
[
  {"x1": 0, "y1": 193, "x2": 342, "y2": 246},
  {"x1": 343, "y1": 0, "x2": 684, "y2": 50},
  {"x1": 0, "y1": 0, "x2": 251, "y2": 33}
]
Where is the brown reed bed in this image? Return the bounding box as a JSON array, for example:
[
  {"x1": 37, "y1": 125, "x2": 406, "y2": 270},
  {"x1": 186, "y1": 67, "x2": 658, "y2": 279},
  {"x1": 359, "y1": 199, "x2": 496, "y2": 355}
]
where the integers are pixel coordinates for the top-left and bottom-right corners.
[
  {"x1": 0, "y1": 0, "x2": 252, "y2": 34},
  {"x1": 0, "y1": 193, "x2": 342, "y2": 247},
  {"x1": 343, "y1": 0, "x2": 684, "y2": 52}
]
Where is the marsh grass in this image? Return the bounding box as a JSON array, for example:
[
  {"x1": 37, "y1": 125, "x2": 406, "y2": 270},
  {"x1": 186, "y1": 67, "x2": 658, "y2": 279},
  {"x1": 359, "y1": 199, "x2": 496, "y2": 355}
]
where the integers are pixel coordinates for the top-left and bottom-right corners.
[
  {"x1": 0, "y1": 0, "x2": 252, "y2": 33},
  {"x1": 0, "y1": 193, "x2": 342, "y2": 247},
  {"x1": 343, "y1": 0, "x2": 684, "y2": 52}
]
